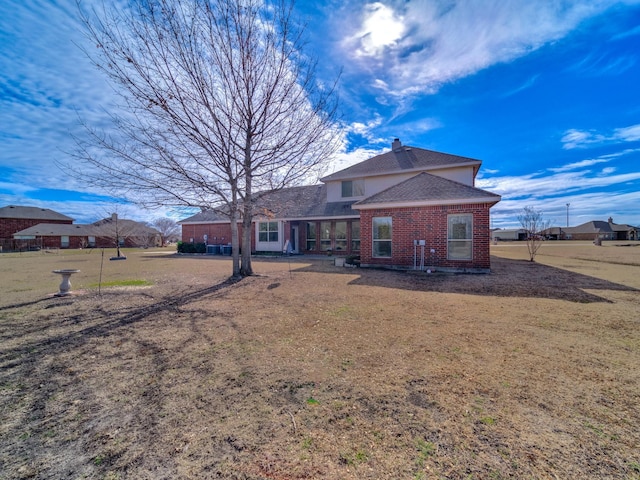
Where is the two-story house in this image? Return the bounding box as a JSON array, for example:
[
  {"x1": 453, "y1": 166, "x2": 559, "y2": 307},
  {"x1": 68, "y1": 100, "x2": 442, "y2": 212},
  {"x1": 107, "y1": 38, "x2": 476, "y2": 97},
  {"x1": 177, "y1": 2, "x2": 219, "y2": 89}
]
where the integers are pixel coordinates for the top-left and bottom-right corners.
[{"x1": 179, "y1": 139, "x2": 501, "y2": 272}]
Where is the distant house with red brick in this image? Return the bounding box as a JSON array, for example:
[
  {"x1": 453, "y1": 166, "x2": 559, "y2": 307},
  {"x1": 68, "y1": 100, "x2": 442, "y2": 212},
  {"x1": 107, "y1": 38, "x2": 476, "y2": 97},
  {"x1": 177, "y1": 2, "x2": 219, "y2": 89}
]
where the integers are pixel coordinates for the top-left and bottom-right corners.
[
  {"x1": 0, "y1": 205, "x2": 73, "y2": 251},
  {"x1": 179, "y1": 139, "x2": 501, "y2": 272},
  {"x1": 5, "y1": 209, "x2": 160, "y2": 251}
]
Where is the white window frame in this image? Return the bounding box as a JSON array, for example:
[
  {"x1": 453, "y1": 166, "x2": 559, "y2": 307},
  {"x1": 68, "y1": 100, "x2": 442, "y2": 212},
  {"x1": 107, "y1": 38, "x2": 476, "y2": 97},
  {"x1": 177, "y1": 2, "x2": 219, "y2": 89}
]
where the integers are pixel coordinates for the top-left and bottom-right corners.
[
  {"x1": 372, "y1": 216, "x2": 392, "y2": 258},
  {"x1": 447, "y1": 213, "x2": 473, "y2": 261},
  {"x1": 256, "y1": 220, "x2": 281, "y2": 252},
  {"x1": 341, "y1": 179, "x2": 365, "y2": 198}
]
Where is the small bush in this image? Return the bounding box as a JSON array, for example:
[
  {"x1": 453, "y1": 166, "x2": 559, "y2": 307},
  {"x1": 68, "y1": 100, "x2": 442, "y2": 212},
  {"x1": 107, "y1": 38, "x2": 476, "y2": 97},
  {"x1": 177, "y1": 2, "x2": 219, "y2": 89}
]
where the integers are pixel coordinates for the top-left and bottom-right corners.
[
  {"x1": 345, "y1": 255, "x2": 361, "y2": 266},
  {"x1": 177, "y1": 242, "x2": 206, "y2": 253}
]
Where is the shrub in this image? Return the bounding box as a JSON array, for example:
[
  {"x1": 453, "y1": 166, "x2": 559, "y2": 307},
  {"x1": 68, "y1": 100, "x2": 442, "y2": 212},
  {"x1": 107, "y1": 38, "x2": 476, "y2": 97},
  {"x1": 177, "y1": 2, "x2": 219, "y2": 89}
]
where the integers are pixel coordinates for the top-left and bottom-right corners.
[
  {"x1": 345, "y1": 255, "x2": 361, "y2": 266},
  {"x1": 177, "y1": 242, "x2": 206, "y2": 253}
]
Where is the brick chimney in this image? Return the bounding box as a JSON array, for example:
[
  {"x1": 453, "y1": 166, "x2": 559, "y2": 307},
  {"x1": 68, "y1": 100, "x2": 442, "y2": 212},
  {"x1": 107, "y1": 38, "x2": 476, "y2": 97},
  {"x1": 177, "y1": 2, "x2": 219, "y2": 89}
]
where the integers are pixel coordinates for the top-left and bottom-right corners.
[{"x1": 392, "y1": 138, "x2": 402, "y2": 151}]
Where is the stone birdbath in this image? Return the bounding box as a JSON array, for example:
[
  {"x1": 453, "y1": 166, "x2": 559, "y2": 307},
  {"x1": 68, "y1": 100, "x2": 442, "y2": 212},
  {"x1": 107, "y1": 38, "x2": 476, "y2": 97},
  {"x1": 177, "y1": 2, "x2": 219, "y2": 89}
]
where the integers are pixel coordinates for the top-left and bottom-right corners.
[{"x1": 52, "y1": 269, "x2": 80, "y2": 296}]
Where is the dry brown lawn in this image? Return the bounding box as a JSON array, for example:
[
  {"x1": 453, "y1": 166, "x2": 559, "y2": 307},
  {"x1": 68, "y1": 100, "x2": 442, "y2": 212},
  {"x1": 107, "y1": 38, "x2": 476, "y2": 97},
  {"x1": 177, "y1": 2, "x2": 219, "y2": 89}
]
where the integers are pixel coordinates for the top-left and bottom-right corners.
[{"x1": 0, "y1": 242, "x2": 639, "y2": 479}]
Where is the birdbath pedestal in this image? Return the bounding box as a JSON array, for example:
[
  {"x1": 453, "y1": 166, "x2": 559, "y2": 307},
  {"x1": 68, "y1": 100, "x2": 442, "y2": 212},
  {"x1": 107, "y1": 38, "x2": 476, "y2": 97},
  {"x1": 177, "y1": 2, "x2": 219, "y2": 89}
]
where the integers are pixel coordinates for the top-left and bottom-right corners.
[{"x1": 52, "y1": 269, "x2": 80, "y2": 296}]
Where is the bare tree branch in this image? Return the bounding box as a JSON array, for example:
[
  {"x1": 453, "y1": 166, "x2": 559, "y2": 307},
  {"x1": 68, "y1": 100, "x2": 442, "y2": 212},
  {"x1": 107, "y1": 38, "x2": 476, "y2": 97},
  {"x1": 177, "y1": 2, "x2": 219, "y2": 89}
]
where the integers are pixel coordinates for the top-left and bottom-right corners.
[
  {"x1": 65, "y1": 0, "x2": 342, "y2": 277},
  {"x1": 518, "y1": 206, "x2": 552, "y2": 262}
]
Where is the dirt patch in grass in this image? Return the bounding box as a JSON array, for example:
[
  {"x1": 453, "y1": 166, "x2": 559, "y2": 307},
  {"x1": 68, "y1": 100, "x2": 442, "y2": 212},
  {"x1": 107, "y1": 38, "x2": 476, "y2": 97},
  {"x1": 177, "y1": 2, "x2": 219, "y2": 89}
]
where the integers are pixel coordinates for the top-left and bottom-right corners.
[{"x1": 1, "y1": 244, "x2": 639, "y2": 479}]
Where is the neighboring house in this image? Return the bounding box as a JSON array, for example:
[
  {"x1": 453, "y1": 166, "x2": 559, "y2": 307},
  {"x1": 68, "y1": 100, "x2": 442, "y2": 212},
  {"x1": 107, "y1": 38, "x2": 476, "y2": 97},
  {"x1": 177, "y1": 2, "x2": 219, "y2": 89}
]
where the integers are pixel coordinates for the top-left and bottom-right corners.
[
  {"x1": 562, "y1": 218, "x2": 638, "y2": 241},
  {"x1": 0, "y1": 205, "x2": 73, "y2": 251},
  {"x1": 12, "y1": 213, "x2": 161, "y2": 250},
  {"x1": 179, "y1": 138, "x2": 501, "y2": 272},
  {"x1": 492, "y1": 229, "x2": 527, "y2": 241}
]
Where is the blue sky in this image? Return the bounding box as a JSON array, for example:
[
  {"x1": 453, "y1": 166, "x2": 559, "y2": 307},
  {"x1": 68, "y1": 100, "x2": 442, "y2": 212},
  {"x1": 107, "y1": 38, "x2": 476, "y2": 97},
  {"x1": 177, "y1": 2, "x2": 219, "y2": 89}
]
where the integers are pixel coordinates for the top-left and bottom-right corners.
[{"x1": 1, "y1": 0, "x2": 639, "y2": 228}]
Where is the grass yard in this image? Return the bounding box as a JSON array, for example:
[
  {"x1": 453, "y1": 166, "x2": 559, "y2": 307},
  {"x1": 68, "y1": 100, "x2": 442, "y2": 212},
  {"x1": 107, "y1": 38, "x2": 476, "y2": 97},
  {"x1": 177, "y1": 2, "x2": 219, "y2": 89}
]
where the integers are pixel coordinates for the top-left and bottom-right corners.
[{"x1": 0, "y1": 242, "x2": 639, "y2": 479}]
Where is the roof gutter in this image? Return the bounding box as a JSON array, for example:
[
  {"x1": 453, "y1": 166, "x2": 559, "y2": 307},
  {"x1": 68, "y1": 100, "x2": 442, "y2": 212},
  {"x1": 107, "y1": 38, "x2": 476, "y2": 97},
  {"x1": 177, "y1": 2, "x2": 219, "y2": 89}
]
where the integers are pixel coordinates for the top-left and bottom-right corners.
[
  {"x1": 353, "y1": 196, "x2": 501, "y2": 210},
  {"x1": 320, "y1": 161, "x2": 482, "y2": 182}
]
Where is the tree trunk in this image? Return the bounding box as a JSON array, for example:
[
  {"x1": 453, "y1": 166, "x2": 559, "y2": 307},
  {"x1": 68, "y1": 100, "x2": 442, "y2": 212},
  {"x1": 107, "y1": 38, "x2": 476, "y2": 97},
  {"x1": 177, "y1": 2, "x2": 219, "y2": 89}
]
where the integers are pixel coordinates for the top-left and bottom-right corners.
[
  {"x1": 240, "y1": 131, "x2": 254, "y2": 277},
  {"x1": 229, "y1": 205, "x2": 241, "y2": 277},
  {"x1": 240, "y1": 207, "x2": 253, "y2": 276}
]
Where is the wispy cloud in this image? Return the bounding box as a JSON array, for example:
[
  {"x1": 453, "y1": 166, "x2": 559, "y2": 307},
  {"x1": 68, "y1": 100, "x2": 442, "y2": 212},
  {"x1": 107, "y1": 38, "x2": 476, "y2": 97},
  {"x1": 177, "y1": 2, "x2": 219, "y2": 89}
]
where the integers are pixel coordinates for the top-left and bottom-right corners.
[
  {"x1": 614, "y1": 124, "x2": 640, "y2": 142},
  {"x1": 548, "y1": 158, "x2": 610, "y2": 172},
  {"x1": 491, "y1": 189, "x2": 640, "y2": 229},
  {"x1": 611, "y1": 24, "x2": 640, "y2": 40},
  {"x1": 338, "y1": 0, "x2": 624, "y2": 99},
  {"x1": 568, "y1": 52, "x2": 637, "y2": 76},
  {"x1": 478, "y1": 168, "x2": 640, "y2": 199},
  {"x1": 562, "y1": 124, "x2": 640, "y2": 149},
  {"x1": 0, "y1": 1, "x2": 116, "y2": 181},
  {"x1": 327, "y1": 146, "x2": 387, "y2": 174},
  {"x1": 501, "y1": 74, "x2": 540, "y2": 98}
]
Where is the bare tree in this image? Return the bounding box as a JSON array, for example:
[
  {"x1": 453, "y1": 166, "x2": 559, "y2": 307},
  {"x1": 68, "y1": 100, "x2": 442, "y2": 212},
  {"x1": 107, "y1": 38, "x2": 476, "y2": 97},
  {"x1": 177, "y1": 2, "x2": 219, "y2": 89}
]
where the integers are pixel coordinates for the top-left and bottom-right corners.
[
  {"x1": 70, "y1": 0, "x2": 342, "y2": 277},
  {"x1": 518, "y1": 206, "x2": 552, "y2": 262},
  {"x1": 93, "y1": 213, "x2": 160, "y2": 256},
  {"x1": 152, "y1": 218, "x2": 180, "y2": 246}
]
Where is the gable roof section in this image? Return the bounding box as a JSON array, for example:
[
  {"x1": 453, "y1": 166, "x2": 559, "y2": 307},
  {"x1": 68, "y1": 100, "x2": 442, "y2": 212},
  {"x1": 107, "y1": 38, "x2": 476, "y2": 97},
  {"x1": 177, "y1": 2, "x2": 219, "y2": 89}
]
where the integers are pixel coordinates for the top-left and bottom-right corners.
[
  {"x1": 353, "y1": 172, "x2": 501, "y2": 210},
  {"x1": 0, "y1": 205, "x2": 73, "y2": 222},
  {"x1": 180, "y1": 185, "x2": 359, "y2": 224},
  {"x1": 565, "y1": 220, "x2": 638, "y2": 234},
  {"x1": 255, "y1": 185, "x2": 358, "y2": 219},
  {"x1": 13, "y1": 223, "x2": 98, "y2": 237},
  {"x1": 92, "y1": 217, "x2": 159, "y2": 235},
  {"x1": 321, "y1": 146, "x2": 481, "y2": 182}
]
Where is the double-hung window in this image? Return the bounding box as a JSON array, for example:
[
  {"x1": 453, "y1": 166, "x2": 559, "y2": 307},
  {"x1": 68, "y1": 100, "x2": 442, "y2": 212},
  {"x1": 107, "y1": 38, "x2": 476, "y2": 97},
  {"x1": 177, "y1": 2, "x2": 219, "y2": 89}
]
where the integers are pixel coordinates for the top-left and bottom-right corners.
[
  {"x1": 372, "y1": 217, "x2": 392, "y2": 257},
  {"x1": 448, "y1": 214, "x2": 473, "y2": 260}
]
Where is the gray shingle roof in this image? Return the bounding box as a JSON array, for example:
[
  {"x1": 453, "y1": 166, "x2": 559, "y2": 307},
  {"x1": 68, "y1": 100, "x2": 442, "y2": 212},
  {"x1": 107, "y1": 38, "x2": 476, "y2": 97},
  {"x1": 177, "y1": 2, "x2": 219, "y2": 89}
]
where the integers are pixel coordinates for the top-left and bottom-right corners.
[
  {"x1": 565, "y1": 220, "x2": 638, "y2": 234},
  {"x1": 255, "y1": 185, "x2": 358, "y2": 218},
  {"x1": 180, "y1": 185, "x2": 359, "y2": 223},
  {"x1": 321, "y1": 145, "x2": 481, "y2": 182},
  {"x1": 0, "y1": 205, "x2": 73, "y2": 221},
  {"x1": 13, "y1": 223, "x2": 98, "y2": 237},
  {"x1": 353, "y1": 172, "x2": 501, "y2": 207},
  {"x1": 180, "y1": 174, "x2": 500, "y2": 222},
  {"x1": 14, "y1": 218, "x2": 159, "y2": 237}
]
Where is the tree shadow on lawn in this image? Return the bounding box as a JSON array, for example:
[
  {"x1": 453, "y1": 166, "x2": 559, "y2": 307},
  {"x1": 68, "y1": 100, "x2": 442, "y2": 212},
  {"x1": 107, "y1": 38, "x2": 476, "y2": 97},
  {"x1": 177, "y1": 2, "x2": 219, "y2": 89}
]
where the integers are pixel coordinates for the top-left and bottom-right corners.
[
  {"x1": 294, "y1": 256, "x2": 638, "y2": 303},
  {"x1": 0, "y1": 275, "x2": 248, "y2": 478}
]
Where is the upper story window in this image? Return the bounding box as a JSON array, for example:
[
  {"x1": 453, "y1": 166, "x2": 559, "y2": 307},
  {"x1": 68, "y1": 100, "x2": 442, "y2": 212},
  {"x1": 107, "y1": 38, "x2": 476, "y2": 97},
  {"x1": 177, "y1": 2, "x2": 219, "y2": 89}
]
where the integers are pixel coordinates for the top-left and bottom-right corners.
[{"x1": 341, "y1": 179, "x2": 364, "y2": 198}]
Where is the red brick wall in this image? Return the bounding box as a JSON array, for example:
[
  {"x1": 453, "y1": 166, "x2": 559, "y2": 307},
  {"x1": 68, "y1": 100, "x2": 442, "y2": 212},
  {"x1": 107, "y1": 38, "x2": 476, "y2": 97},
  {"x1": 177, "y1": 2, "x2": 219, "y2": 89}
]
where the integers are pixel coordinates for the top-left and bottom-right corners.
[
  {"x1": 0, "y1": 218, "x2": 72, "y2": 240},
  {"x1": 359, "y1": 204, "x2": 493, "y2": 271},
  {"x1": 181, "y1": 223, "x2": 255, "y2": 250}
]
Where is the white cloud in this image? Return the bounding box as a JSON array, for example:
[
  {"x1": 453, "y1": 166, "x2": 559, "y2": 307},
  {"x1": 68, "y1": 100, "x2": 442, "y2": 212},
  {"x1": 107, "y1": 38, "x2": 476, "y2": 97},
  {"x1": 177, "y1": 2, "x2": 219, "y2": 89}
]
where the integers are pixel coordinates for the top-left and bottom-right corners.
[
  {"x1": 478, "y1": 169, "x2": 640, "y2": 200},
  {"x1": 548, "y1": 158, "x2": 610, "y2": 172},
  {"x1": 562, "y1": 123, "x2": 640, "y2": 149},
  {"x1": 491, "y1": 190, "x2": 640, "y2": 229},
  {"x1": 350, "y1": 3, "x2": 406, "y2": 57},
  {"x1": 338, "y1": 0, "x2": 629, "y2": 98},
  {"x1": 327, "y1": 146, "x2": 387, "y2": 173},
  {"x1": 501, "y1": 74, "x2": 540, "y2": 98},
  {"x1": 345, "y1": 115, "x2": 386, "y2": 143},
  {"x1": 614, "y1": 124, "x2": 640, "y2": 142}
]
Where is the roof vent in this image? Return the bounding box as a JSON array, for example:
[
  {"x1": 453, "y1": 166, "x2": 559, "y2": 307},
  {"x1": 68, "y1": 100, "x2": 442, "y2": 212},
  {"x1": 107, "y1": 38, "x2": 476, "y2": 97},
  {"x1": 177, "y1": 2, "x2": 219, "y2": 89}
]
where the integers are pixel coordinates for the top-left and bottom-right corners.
[{"x1": 392, "y1": 138, "x2": 402, "y2": 151}]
